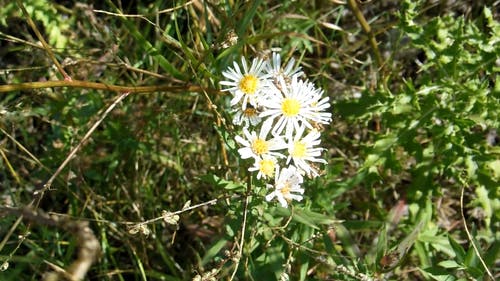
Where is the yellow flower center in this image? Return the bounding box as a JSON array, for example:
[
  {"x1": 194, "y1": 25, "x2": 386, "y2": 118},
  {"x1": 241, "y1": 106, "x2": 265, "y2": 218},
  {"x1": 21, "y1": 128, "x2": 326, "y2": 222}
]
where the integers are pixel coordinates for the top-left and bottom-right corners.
[
  {"x1": 259, "y1": 159, "x2": 275, "y2": 177},
  {"x1": 291, "y1": 141, "x2": 306, "y2": 158},
  {"x1": 280, "y1": 182, "x2": 291, "y2": 196},
  {"x1": 251, "y1": 138, "x2": 268, "y2": 155},
  {"x1": 239, "y1": 75, "x2": 259, "y2": 94},
  {"x1": 244, "y1": 107, "x2": 257, "y2": 117},
  {"x1": 281, "y1": 98, "x2": 301, "y2": 117}
]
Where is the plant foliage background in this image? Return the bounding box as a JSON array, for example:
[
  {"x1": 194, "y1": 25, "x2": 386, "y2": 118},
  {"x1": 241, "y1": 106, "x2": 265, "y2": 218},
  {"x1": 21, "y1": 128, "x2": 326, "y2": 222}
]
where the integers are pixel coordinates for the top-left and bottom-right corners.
[{"x1": 0, "y1": 0, "x2": 498, "y2": 280}]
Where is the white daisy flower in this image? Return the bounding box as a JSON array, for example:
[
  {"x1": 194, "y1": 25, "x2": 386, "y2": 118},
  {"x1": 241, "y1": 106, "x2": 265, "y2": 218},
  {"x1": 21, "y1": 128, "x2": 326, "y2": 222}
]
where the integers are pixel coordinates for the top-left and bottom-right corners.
[
  {"x1": 265, "y1": 165, "x2": 304, "y2": 208},
  {"x1": 259, "y1": 76, "x2": 332, "y2": 139},
  {"x1": 286, "y1": 125, "x2": 326, "y2": 178},
  {"x1": 234, "y1": 119, "x2": 287, "y2": 160},
  {"x1": 248, "y1": 156, "x2": 278, "y2": 179},
  {"x1": 264, "y1": 52, "x2": 304, "y2": 83},
  {"x1": 232, "y1": 104, "x2": 262, "y2": 127},
  {"x1": 220, "y1": 57, "x2": 269, "y2": 110}
]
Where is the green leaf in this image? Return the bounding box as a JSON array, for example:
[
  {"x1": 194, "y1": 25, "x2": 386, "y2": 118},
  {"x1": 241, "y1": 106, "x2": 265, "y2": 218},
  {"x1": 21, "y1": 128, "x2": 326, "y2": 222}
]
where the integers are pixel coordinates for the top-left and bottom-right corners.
[
  {"x1": 486, "y1": 159, "x2": 500, "y2": 180},
  {"x1": 105, "y1": 1, "x2": 185, "y2": 80},
  {"x1": 341, "y1": 220, "x2": 383, "y2": 230},
  {"x1": 213, "y1": 125, "x2": 236, "y2": 151},
  {"x1": 419, "y1": 233, "x2": 454, "y2": 257},
  {"x1": 463, "y1": 242, "x2": 479, "y2": 269},
  {"x1": 464, "y1": 156, "x2": 478, "y2": 179},
  {"x1": 236, "y1": 0, "x2": 263, "y2": 36},
  {"x1": 392, "y1": 94, "x2": 413, "y2": 114},
  {"x1": 362, "y1": 154, "x2": 386, "y2": 173},
  {"x1": 473, "y1": 185, "x2": 493, "y2": 228},
  {"x1": 437, "y1": 260, "x2": 461, "y2": 269},
  {"x1": 448, "y1": 235, "x2": 466, "y2": 264},
  {"x1": 373, "y1": 135, "x2": 397, "y2": 152},
  {"x1": 198, "y1": 174, "x2": 245, "y2": 191},
  {"x1": 272, "y1": 207, "x2": 341, "y2": 229},
  {"x1": 397, "y1": 220, "x2": 425, "y2": 258},
  {"x1": 298, "y1": 252, "x2": 309, "y2": 281},
  {"x1": 423, "y1": 266, "x2": 457, "y2": 281},
  {"x1": 375, "y1": 223, "x2": 388, "y2": 271},
  {"x1": 334, "y1": 223, "x2": 361, "y2": 259},
  {"x1": 465, "y1": 265, "x2": 485, "y2": 280},
  {"x1": 201, "y1": 238, "x2": 228, "y2": 266}
]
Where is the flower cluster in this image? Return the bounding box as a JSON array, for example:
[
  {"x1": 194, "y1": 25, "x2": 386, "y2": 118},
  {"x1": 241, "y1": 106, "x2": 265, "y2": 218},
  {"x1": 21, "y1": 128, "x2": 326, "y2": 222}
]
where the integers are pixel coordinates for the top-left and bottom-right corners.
[{"x1": 220, "y1": 52, "x2": 332, "y2": 208}]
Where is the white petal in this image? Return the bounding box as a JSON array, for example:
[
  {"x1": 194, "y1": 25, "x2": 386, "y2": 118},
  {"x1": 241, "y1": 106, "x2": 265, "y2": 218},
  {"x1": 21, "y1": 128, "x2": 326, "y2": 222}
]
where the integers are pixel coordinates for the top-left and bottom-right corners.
[
  {"x1": 277, "y1": 196, "x2": 288, "y2": 208},
  {"x1": 265, "y1": 192, "x2": 276, "y2": 202}
]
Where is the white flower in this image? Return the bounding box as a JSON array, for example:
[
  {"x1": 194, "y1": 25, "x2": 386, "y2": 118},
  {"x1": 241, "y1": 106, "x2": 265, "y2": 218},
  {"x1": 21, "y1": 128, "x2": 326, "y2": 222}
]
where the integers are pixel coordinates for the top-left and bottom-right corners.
[
  {"x1": 234, "y1": 119, "x2": 287, "y2": 160},
  {"x1": 264, "y1": 52, "x2": 304, "y2": 83},
  {"x1": 248, "y1": 156, "x2": 278, "y2": 179},
  {"x1": 220, "y1": 57, "x2": 269, "y2": 110},
  {"x1": 259, "y1": 76, "x2": 332, "y2": 139},
  {"x1": 286, "y1": 125, "x2": 326, "y2": 178},
  {"x1": 232, "y1": 104, "x2": 262, "y2": 127},
  {"x1": 265, "y1": 165, "x2": 304, "y2": 208}
]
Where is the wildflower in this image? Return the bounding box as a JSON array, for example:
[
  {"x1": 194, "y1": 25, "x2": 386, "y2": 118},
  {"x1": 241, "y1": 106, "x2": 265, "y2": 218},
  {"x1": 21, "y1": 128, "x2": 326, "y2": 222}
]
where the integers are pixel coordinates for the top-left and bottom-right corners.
[
  {"x1": 286, "y1": 125, "x2": 326, "y2": 177},
  {"x1": 264, "y1": 52, "x2": 304, "y2": 83},
  {"x1": 248, "y1": 156, "x2": 278, "y2": 179},
  {"x1": 220, "y1": 57, "x2": 269, "y2": 110},
  {"x1": 260, "y1": 76, "x2": 332, "y2": 139},
  {"x1": 265, "y1": 165, "x2": 304, "y2": 208},
  {"x1": 232, "y1": 104, "x2": 262, "y2": 127},
  {"x1": 222, "y1": 52, "x2": 333, "y2": 208},
  {"x1": 234, "y1": 119, "x2": 287, "y2": 160}
]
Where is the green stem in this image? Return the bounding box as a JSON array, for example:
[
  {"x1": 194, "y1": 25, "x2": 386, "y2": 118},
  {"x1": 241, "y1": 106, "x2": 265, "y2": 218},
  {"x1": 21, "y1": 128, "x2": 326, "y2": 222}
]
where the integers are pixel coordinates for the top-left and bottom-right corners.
[
  {"x1": 346, "y1": 0, "x2": 383, "y2": 68},
  {"x1": 229, "y1": 172, "x2": 252, "y2": 281}
]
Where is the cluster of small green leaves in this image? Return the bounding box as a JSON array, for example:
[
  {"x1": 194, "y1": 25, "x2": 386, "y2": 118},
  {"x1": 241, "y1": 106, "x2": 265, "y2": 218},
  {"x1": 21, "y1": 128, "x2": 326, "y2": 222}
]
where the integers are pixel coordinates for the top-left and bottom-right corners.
[
  {"x1": 334, "y1": 1, "x2": 499, "y2": 280},
  {"x1": 393, "y1": 1, "x2": 500, "y2": 192},
  {"x1": 1, "y1": 0, "x2": 71, "y2": 49}
]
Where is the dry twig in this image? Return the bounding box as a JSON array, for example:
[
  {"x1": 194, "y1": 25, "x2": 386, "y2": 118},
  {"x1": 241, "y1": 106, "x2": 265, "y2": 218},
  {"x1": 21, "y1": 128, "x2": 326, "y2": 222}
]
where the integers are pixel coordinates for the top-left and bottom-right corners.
[{"x1": 0, "y1": 207, "x2": 100, "y2": 281}]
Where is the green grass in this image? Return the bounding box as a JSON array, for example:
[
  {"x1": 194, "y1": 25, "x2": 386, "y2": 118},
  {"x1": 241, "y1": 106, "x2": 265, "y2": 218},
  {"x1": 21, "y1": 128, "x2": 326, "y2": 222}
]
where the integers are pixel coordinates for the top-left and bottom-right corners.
[{"x1": 0, "y1": 0, "x2": 499, "y2": 280}]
